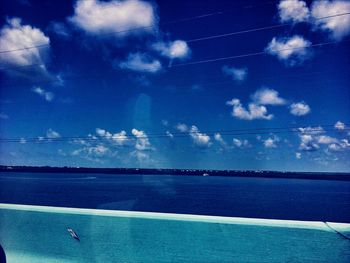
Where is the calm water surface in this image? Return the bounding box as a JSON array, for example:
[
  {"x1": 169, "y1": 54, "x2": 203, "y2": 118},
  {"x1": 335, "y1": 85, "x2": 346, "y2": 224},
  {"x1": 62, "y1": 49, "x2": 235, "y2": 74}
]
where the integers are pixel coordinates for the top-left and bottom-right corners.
[{"x1": 1, "y1": 172, "x2": 350, "y2": 222}]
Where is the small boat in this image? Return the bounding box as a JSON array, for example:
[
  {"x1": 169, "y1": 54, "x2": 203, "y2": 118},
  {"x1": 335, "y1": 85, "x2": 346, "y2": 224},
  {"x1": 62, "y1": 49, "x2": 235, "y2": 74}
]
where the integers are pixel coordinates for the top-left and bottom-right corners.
[{"x1": 67, "y1": 228, "x2": 80, "y2": 241}]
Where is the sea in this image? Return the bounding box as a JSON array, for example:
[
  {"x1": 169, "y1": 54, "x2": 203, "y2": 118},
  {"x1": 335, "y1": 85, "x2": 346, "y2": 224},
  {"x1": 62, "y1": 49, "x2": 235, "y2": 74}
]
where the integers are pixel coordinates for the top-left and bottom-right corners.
[{"x1": 1, "y1": 171, "x2": 350, "y2": 222}]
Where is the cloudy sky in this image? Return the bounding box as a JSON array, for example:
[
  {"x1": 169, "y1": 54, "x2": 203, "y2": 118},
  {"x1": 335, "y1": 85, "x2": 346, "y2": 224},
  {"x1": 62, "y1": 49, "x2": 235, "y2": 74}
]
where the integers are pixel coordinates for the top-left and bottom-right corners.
[{"x1": 0, "y1": 0, "x2": 349, "y2": 172}]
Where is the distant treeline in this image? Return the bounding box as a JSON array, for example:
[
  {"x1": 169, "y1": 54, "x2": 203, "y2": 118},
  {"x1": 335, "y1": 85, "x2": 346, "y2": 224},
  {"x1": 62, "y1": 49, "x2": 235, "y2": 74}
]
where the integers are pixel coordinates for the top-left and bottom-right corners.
[{"x1": 1, "y1": 165, "x2": 350, "y2": 181}]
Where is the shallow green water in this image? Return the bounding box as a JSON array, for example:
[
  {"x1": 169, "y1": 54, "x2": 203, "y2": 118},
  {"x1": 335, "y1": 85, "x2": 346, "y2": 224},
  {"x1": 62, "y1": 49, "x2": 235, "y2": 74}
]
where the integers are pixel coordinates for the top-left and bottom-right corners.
[{"x1": 1, "y1": 204, "x2": 350, "y2": 262}]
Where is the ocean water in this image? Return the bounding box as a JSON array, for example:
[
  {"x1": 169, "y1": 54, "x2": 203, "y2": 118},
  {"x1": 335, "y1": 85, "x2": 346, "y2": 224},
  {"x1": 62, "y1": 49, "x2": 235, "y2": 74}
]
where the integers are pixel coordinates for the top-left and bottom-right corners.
[
  {"x1": 1, "y1": 172, "x2": 350, "y2": 222},
  {"x1": 1, "y1": 172, "x2": 350, "y2": 262}
]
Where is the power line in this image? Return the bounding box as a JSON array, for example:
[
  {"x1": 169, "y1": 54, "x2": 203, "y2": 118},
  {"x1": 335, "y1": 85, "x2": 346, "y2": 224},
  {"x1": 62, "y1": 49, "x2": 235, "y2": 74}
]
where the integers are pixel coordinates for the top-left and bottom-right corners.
[
  {"x1": 171, "y1": 39, "x2": 350, "y2": 67},
  {"x1": 1, "y1": 125, "x2": 348, "y2": 143},
  {"x1": 0, "y1": 6, "x2": 348, "y2": 55},
  {"x1": 0, "y1": 1, "x2": 277, "y2": 54},
  {"x1": 1, "y1": 38, "x2": 349, "y2": 72},
  {"x1": 186, "y1": 12, "x2": 350, "y2": 43}
]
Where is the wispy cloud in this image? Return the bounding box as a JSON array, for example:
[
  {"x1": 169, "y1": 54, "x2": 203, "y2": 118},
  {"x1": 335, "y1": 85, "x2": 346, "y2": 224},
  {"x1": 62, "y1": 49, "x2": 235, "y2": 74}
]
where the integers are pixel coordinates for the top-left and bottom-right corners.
[
  {"x1": 46, "y1": 129, "x2": 61, "y2": 139},
  {"x1": 118, "y1": 53, "x2": 162, "y2": 73},
  {"x1": 0, "y1": 112, "x2": 9, "y2": 119},
  {"x1": 32, "y1": 87, "x2": 54, "y2": 102},
  {"x1": 222, "y1": 65, "x2": 248, "y2": 82}
]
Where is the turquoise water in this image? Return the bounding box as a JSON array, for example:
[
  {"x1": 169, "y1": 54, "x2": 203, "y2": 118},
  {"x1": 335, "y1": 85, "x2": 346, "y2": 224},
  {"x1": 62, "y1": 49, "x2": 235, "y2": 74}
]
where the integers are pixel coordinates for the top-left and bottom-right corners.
[{"x1": 1, "y1": 204, "x2": 350, "y2": 262}]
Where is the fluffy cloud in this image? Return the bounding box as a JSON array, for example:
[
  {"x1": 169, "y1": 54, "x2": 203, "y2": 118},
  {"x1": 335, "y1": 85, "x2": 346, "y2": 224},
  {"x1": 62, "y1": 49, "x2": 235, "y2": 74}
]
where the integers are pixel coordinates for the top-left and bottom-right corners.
[
  {"x1": 222, "y1": 65, "x2": 248, "y2": 82},
  {"x1": 278, "y1": 0, "x2": 309, "y2": 23},
  {"x1": 0, "y1": 18, "x2": 50, "y2": 75},
  {"x1": 132, "y1": 128, "x2": 151, "y2": 150},
  {"x1": 263, "y1": 136, "x2": 280, "y2": 148},
  {"x1": 299, "y1": 134, "x2": 320, "y2": 151},
  {"x1": 70, "y1": 0, "x2": 158, "y2": 36},
  {"x1": 118, "y1": 53, "x2": 162, "y2": 73},
  {"x1": 296, "y1": 152, "x2": 302, "y2": 159},
  {"x1": 46, "y1": 129, "x2": 60, "y2": 139},
  {"x1": 251, "y1": 88, "x2": 286, "y2": 105},
  {"x1": 189, "y1": 126, "x2": 211, "y2": 148},
  {"x1": 297, "y1": 126, "x2": 345, "y2": 151},
  {"x1": 32, "y1": 87, "x2": 54, "y2": 102},
  {"x1": 328, "y1": 139, "x2": 350, "y2": 151},
  {"x1": 278, "y1": 0, "x2": 310, "y2": 23},
  {"x1": 290, "y1": 101, "x2": 311, "y2": 116},
  {"x1": 233, "y1": 138, "x2": 250, "y2": 148},
  {"x1": 265, "y1": 35, "x2": 312, "y2": 66},
  {"x1": 311, "y1": 0, "x2": 350, "y2": 40},
  {"x1": 96, "y1": 128, "x2": 129, "y2": 146},
  {"x1": 334, "y1": 121, "x2": 345, "y2": 130},
  {"x1": 226, "y1": 99, "x2": 273, "y2": 120},
  {"x1": 176, "y1": 123, "x2": 189, "y2": 132},
  {"x1": 153, "y1": 40, "x2": 190, "y2": 60}
]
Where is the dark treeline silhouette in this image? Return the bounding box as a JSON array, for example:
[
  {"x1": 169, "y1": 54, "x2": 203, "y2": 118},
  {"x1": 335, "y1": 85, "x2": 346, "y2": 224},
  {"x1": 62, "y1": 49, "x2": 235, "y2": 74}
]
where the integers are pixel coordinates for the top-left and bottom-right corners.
[{"x1": 1, "y1": 165, "x2": 350, "y2": 181}]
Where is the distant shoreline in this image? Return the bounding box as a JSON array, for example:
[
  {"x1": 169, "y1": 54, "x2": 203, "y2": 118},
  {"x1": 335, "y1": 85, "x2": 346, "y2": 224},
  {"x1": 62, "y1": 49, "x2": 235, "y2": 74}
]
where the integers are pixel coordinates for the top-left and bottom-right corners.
[{"x1": 1, "y1": 165, "x2": 350, "y2": 181}]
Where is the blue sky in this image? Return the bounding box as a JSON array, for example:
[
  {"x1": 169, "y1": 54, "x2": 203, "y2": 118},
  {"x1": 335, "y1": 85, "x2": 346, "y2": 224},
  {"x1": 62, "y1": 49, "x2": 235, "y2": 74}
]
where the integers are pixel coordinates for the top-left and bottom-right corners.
[{"x1": 0, "y1": 0, "x2": 350, "y2": 171}]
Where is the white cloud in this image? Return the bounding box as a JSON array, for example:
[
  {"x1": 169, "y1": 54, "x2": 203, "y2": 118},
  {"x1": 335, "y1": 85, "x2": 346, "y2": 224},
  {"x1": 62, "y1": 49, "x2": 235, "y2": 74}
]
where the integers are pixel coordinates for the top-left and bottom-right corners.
[
  {"x1": 118, "y1": 53, "x2": 162, "y2": 73},
  {"x1": 32, "y1": 87, "x2": 54, "y2": 102},
  {"x1": 278, "y1": 0, "x2": 310, "y2": 23},
  {"x1": 334, "y1": 121, "x2": 345, "y2": 130},
  {"x1": 70, "y1": 0, "x2": 158, "y2": 36},
  {"x1": 290, "y1": 101, "x2": 311, "y2": 116},
  {"x1": 176, "y1": 123, "x2": 188, "y2": 132},
  {"x1": 265, "y1": 35, "x2": 312, "y2": 66},
  {"x1": 166, "y1": 131, "x2": 174, "y2": 139},
  {"x1": 72, "y1": 145, "x2": 110, "y2": 157},
  {"x1": 327, "y1": 139, "x2": 350, "y2": 151},
  {"x1": 222, "y1": 65, "x2": 248, "y2": 82},
  {"x1": 112, "y1": 130, "x2": 128, "y2": 145},
  {"x1": 19, "y1": 137, "x2": 26, "y2": 144},
  {"x1": 226, "y1": 99, "x2": 273, "y2": 120},
  {"x1": 0, "y1": 18, "x2": 50, "y2": 75},
  {"x1": 46, "y1": 128, "x2": 61, "y2": 139},
  {"x1": 132, "y1": 128, "x2": 151, "y2": 150},
  {"x1": 214, "y1": 133, "x2": 227, "y2": 147},
  {"x1": 263, "y1": 136, "x2": 279, "y2": 148},
  {"x1": 233, "y1": 138, "x2": 250, "y2": 148},
  {"x1": 251, "y1": 88, "x2": 286, "y2": 105},
  {"x1": 296, "y1": 152, "x2": 302, "y2": 159},
  {"x1": 317, "y1": 135, "x2": 338, "y2": 144},
  {"x1": 299, "y1": 134, "x2": 320, "y2": 151},
  {"x1": 189, "y1": 125, "x2": 211, "y2": 148},
  {"x1": 311, "y1": 0, "x2": 350, "y2": 40},
  {"x1": 298, "y1": 126, "x2": 325, "y2": 135},
  {"x1": 96, "y1": 128, "x2": 129, "y2": 146},
  {"x1": 153, "y1": 40, "x2": 190, "y2": 60}
]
